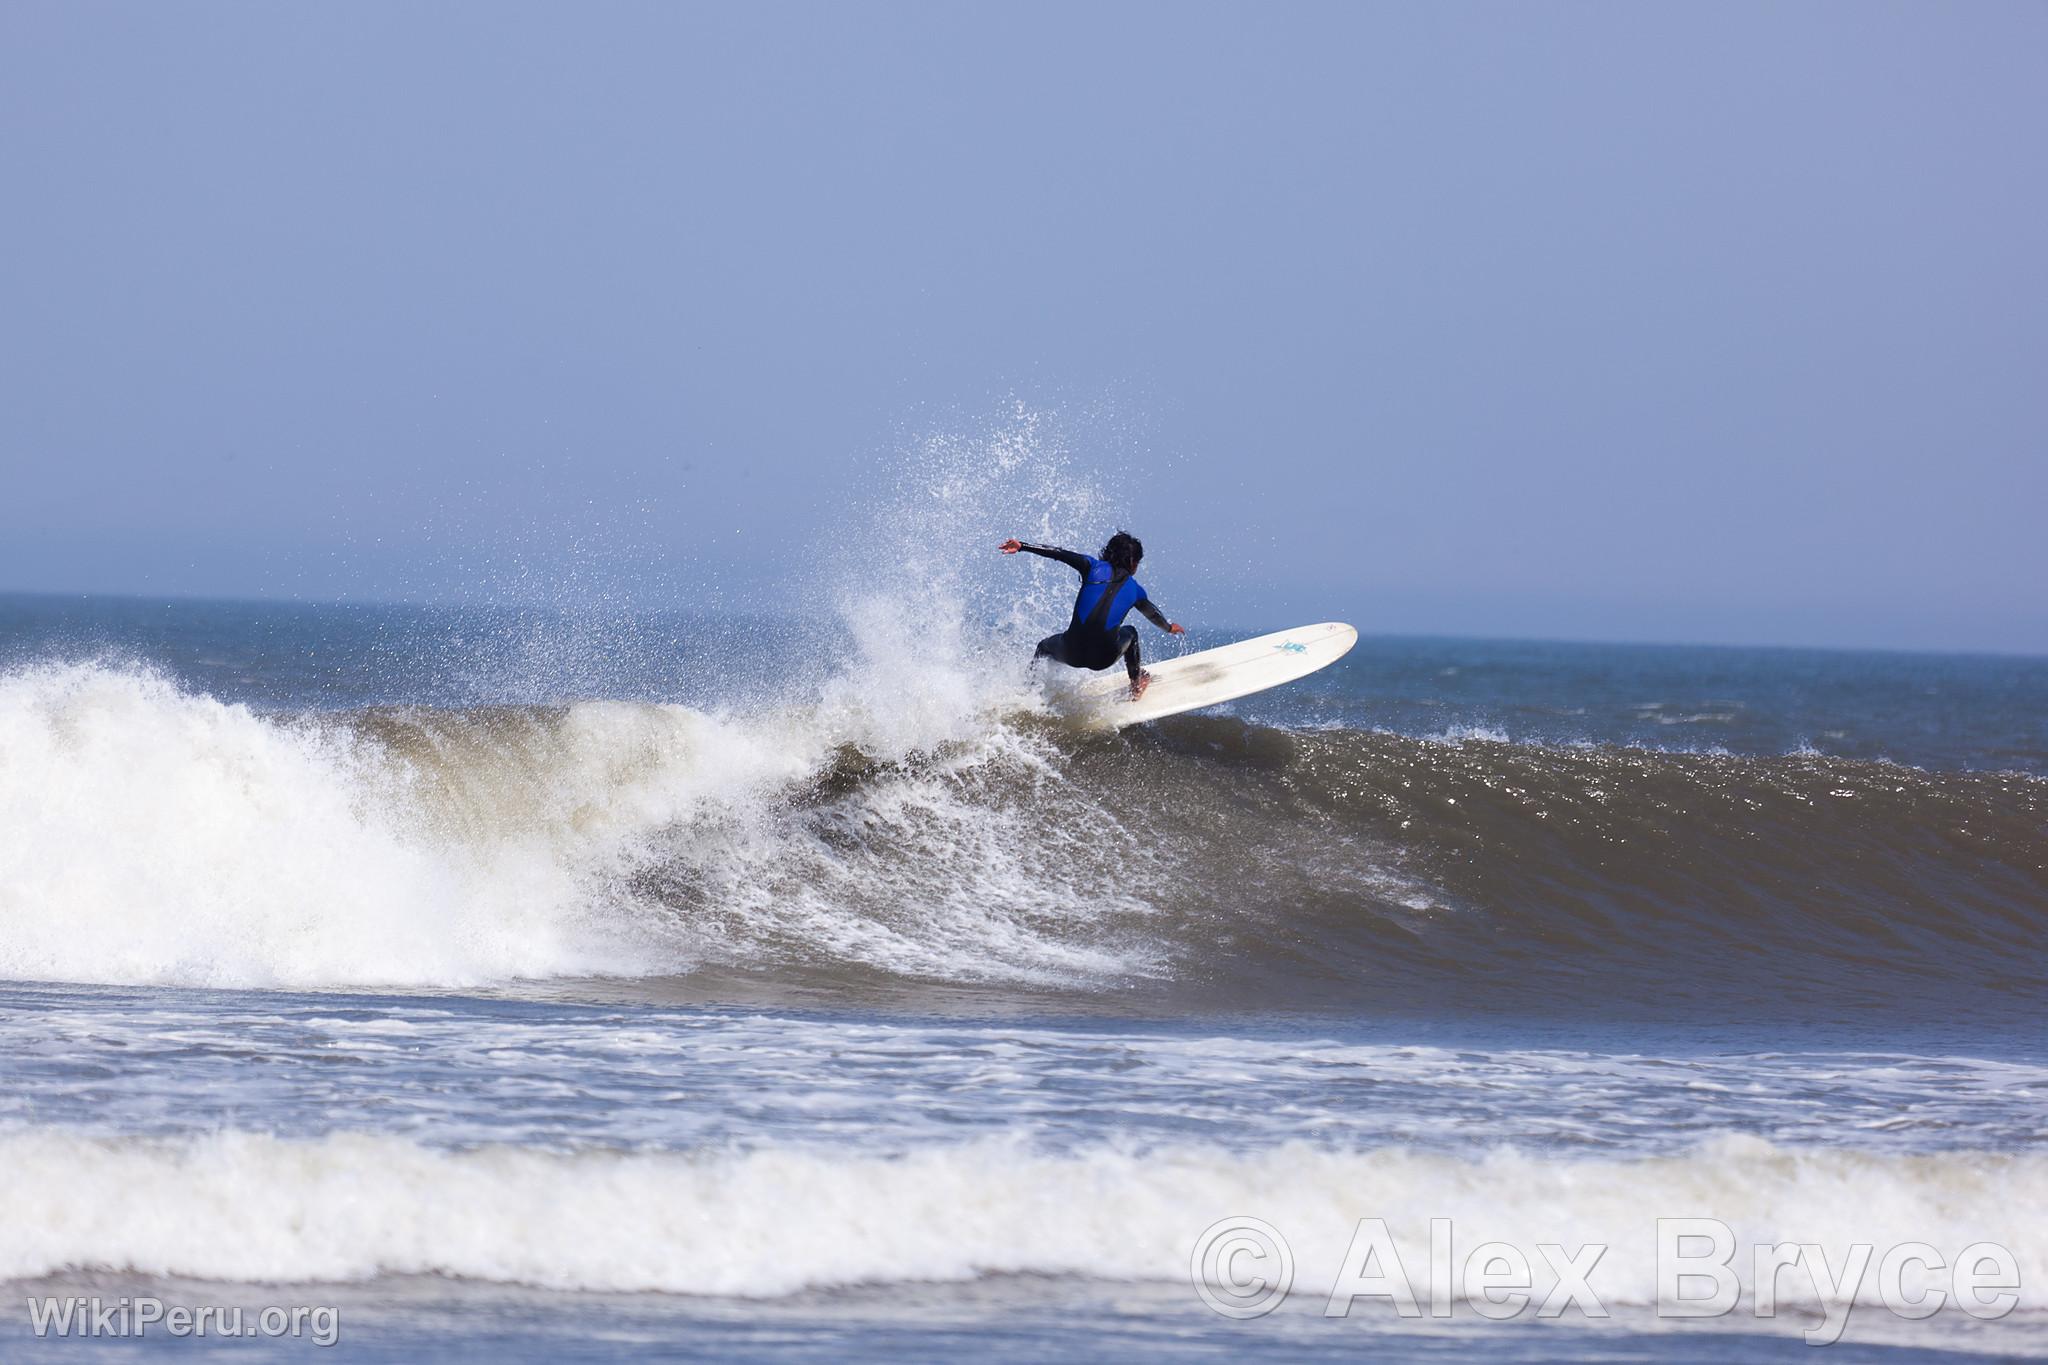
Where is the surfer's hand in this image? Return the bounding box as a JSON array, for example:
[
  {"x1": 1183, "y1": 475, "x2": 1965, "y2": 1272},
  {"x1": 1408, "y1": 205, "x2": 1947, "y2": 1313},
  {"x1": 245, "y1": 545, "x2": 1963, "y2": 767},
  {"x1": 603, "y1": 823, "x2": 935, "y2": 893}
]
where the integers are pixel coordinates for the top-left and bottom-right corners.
[
  {"x1": 1168, "y1": 622, "x2": 1186, "y2": 635},
  {"x1": 998, "y1": 539, "x2": 1022, "y2": 554}
]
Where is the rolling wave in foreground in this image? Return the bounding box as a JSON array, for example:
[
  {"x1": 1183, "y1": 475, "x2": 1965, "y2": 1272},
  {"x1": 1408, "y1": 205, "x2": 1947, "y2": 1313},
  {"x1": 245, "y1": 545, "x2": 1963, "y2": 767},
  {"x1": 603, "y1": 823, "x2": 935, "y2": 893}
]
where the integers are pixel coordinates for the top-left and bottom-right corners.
[
  {"x1": 2, "y1": 656, "x2": 2041, "y2": 1017},
  {"x1": 2, "y1": 1128, "x2": 2040, "y2": 1303}
]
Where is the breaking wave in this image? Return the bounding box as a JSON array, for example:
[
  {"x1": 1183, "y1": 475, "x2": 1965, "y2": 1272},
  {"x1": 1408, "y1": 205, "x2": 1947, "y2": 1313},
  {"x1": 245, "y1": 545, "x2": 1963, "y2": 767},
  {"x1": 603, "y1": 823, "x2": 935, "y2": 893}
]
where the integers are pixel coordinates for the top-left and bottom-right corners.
[
  {"x1": 0, "y1": 1128, "x2": 2039, "y2": 1304},
  {"x1": 0, "y1": 656, "x2": 2042, "y2": 1013}
]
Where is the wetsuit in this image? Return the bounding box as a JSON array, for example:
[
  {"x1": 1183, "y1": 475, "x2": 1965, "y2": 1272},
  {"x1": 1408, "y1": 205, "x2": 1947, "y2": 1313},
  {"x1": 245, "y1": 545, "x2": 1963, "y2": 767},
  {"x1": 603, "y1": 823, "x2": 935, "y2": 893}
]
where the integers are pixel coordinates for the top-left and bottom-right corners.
[{"x1": 1014, "y1": 542, "x2": 1173, "y2": 683}]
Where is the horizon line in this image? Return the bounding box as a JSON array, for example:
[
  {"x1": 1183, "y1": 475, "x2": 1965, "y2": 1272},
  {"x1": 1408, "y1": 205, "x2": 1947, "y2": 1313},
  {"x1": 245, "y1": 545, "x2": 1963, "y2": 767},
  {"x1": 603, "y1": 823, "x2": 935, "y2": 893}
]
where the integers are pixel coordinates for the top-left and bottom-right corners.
[{"x1": 4, "y1": 586, "x2": 2044, "y2": 664}]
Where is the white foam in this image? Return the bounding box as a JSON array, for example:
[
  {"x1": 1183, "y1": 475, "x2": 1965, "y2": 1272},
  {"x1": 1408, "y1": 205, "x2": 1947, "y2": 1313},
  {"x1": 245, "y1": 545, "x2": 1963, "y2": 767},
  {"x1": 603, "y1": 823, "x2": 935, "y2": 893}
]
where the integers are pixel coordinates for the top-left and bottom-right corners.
[
  {"x1": 0, "y1": 1129, "x2": 2038, "y2": 1307},
  {"x1": 0, "y1": 660, "x2": 1156, "y2": 991},
  {"x1": 0, "y1": 664, "x2": 702, "y2": 988},
  {"x1": 1421, "y1": 724, "x2": 1514, "y2": 746}
]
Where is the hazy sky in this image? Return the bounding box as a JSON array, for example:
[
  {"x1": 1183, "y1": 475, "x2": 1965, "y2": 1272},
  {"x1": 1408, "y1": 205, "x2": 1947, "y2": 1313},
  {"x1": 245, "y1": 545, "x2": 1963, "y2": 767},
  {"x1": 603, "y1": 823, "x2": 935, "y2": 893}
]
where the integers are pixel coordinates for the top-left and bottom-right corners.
[{"x1": 2, "y1": 2, "x2": 2042, "y2": 651}]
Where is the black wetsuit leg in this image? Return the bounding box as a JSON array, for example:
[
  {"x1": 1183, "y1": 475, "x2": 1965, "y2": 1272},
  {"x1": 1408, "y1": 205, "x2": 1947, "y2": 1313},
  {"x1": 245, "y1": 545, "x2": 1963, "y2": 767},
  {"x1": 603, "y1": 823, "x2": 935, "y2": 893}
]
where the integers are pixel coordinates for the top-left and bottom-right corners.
[
  {"x1": 1035, "y1": 632, "x2": 1074, "y2": 666},
  {"x1": 1037, "y1": 627, "x2": 1135, "y2": 675}
]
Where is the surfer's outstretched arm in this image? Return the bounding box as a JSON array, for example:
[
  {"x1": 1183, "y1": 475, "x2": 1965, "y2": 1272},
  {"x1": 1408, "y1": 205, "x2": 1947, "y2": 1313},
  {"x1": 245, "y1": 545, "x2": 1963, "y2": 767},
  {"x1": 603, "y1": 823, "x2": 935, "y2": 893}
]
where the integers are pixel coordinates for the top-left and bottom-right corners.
[
  {"x1": 1136, "y1": 599, "x2": 1187, "y2": 635},
  {"x1": 998, "y1": 539, "x2": 1091, "y2": 573}
]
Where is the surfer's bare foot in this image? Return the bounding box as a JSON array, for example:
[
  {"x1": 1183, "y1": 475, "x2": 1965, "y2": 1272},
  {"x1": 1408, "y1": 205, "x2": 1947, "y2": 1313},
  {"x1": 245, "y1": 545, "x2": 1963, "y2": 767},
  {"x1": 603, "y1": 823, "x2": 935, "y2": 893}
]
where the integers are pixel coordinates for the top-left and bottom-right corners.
[{"x1": 1129, "y1": 671, "x2": 1152, "y2": 700}]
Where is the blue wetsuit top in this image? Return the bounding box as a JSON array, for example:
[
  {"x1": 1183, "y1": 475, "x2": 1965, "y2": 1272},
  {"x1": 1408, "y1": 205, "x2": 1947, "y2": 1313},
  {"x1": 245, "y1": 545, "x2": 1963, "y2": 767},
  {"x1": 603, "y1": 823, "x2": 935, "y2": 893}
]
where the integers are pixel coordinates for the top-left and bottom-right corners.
[{"x1": 1015, "y1": 543, "x2": 1172, "y2": 640}]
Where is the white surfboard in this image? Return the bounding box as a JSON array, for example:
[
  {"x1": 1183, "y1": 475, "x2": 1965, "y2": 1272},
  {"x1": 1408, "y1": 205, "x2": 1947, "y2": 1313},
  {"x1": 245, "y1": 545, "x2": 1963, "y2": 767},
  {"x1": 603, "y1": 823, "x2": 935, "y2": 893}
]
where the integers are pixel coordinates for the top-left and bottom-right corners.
[{"x1": 1061, "y1": 622, "x2": 1358, "y2": 729}]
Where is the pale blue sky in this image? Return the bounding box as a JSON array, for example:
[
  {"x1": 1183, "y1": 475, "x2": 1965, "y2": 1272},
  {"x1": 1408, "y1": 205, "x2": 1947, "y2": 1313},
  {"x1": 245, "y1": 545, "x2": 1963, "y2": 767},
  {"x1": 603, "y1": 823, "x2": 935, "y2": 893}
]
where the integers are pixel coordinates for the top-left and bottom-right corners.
[{"x1": 2, "y1": 2, "x2": 2042, "y2": 651}]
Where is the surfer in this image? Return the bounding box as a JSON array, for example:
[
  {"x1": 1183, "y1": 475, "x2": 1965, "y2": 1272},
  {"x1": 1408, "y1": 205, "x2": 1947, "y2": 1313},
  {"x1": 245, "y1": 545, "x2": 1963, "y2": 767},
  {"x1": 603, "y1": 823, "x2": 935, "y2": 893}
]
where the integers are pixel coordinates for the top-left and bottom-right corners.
[{"x1": 999, "y1": 531, "x2": 1185, "y2": 699}]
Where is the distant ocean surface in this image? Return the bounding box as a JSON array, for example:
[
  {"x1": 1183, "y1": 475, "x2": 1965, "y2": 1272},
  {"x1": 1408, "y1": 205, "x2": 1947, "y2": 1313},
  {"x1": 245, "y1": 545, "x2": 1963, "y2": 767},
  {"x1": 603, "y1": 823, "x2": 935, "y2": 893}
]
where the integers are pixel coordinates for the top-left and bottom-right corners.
[{"x1": 1, "y1": 590, "x2": 2044, "y2": 1361}]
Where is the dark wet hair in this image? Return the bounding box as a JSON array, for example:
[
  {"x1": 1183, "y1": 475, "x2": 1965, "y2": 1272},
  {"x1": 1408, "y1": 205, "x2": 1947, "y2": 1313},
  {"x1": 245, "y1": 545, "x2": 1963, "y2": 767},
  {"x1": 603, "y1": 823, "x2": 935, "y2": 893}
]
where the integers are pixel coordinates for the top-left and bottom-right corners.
[{"x1": 1101, "y1": 531, "x2": 1143, "y2": 574}]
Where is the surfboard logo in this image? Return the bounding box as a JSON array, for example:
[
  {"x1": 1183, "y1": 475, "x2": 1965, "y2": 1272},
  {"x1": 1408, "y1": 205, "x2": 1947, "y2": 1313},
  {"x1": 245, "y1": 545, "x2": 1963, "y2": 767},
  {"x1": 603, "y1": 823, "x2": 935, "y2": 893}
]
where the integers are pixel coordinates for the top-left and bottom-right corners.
[{"x1": 1274, "y1": 641, "x2": 1307, "y2": 655}]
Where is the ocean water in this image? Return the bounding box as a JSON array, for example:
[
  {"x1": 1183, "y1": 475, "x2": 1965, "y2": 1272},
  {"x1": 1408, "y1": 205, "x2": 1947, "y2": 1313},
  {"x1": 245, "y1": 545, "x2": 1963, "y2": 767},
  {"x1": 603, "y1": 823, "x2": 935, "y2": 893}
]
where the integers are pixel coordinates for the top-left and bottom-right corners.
[{"x1": 0, "y1": 582, "x2": 2044, "y2": 1361}]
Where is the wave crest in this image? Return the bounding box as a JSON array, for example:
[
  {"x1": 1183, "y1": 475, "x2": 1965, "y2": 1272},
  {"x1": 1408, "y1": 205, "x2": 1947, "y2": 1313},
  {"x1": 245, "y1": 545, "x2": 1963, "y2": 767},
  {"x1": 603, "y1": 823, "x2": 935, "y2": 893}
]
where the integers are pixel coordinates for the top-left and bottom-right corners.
[
  {"x1": 2, "y1": 1129, "x2": 2039, "y2": 1303},
  {"x1": 1, "y1": 662, "x2": 2042, "y2": 1008}
]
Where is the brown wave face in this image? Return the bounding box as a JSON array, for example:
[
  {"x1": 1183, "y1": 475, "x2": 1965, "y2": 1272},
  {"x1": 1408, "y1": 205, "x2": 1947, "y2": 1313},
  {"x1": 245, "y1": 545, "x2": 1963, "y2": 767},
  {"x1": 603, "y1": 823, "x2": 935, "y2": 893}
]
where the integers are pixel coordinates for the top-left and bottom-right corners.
[
  {"x1": 1057, "y1": 717, "x2": 2048, "y2": 1019},
  {"x1": 344, "y1": 701, "x2": 2047, "y2": 1019}
]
